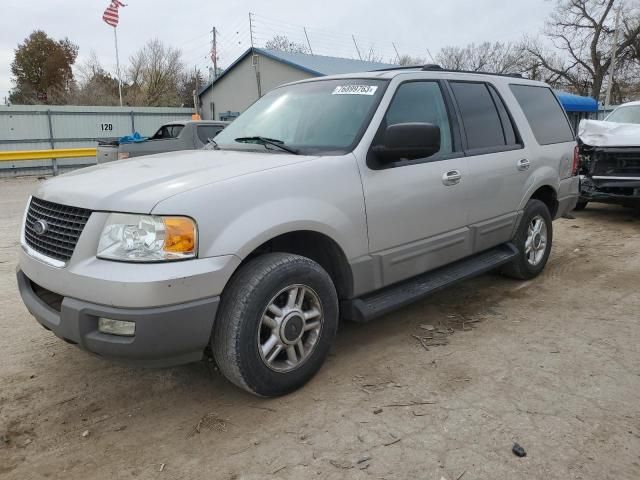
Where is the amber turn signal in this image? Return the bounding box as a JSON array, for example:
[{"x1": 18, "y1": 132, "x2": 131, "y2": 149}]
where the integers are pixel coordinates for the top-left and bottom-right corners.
[{"x1": 163, "y1": 217, "x2": 197, "y2": 255}]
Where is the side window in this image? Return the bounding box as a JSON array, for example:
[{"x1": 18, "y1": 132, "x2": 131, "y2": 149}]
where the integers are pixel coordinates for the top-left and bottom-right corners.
[
  {"x1": 150, "y1": 126, "x2": 168, "y2": 140},
  {"x1": 167, "y1": 125, "x2": 184, "y2": 138},
  {"x1": 197, "y1": 125, "x2": 223, "y2": 144},
  {"x1": 151, "y1": 125, "x2": 184, "y2": 140},
  {"x1": 450, "y1": 81, "x2": 506, "y2": 150},
  {"x1": 509, "y1": 85, "x2": 575, "y2": 145},
  {"x1": 384, "y1": 81, "x2": 453, "y2": 155},
  {"x1": 488, "y1": 85, "x2": 519, "y2": 146}
]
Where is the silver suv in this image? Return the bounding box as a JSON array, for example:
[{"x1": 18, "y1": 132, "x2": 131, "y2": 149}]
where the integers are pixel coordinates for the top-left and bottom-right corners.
[{"x1": 17, "y1": 67, "x2": 579, "y2": 397}]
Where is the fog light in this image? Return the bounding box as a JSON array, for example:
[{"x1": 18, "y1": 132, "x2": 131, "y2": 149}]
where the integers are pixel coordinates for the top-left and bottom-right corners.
[{"x1": 98, "y1": 318, "x2": 135, "y2": 336}]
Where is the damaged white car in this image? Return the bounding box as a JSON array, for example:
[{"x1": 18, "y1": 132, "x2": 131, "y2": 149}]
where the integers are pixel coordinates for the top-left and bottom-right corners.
[{"x1": 577, "y1": 101, "x2": 640, "y2": 210}]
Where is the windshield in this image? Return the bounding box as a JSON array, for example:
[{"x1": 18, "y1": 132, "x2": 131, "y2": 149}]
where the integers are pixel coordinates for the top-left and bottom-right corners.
[
  {"x1": 605, "y1": 106, "x2": 640, "y2": 124},
  {"x1": 214, "y1": 79, "x2": 387, "y2": 154}
]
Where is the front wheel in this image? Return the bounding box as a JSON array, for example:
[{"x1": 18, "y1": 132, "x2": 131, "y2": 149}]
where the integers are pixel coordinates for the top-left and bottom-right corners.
[
  {"x1": 212, "y1": 253, "x2": 338, "y2": 397},
  {"x1": 502, "y1": 199, "x2": 553, "y2": 280}
]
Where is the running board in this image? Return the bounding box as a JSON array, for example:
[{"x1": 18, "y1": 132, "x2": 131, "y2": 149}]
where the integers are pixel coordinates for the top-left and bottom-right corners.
[{"x1": 341, "y1": 243, "x2": 518, "y2": 323}]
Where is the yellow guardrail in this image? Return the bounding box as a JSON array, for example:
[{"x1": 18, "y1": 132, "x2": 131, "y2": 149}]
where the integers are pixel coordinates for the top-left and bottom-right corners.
[{"x1": 0, "y1": 148, "x2": 97, "y2": 162}]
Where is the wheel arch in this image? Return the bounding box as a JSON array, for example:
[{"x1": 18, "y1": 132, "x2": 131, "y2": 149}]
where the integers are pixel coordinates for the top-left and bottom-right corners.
[
  {"x1": 528, "y1": 184, "x2": 559, "y2": 218},
  {"x1": 232, "y1": 228, "x2": 354, "y2": 301}
]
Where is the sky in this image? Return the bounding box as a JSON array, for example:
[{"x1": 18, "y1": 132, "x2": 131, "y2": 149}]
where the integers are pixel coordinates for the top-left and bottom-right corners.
[{"x1": 0, "y1": 0, "x2": 556, "y2": 102}]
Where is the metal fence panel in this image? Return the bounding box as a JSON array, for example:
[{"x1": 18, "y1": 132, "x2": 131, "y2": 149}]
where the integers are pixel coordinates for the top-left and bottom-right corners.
[
  {"x1": 51, "y1": 112, "x2": 135, "y2": 140},
  {"x1": 0, "y1": 110, "x2": 50, "y2": 142},
  {"x1": 0, "y1": 105, "x2": 194, "y2": 176}
]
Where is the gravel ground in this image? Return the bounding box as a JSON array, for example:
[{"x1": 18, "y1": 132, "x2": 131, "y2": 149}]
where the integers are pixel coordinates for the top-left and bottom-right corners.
[{"x1": 1, "y1": 177, "x2": 639, "y2": 480}]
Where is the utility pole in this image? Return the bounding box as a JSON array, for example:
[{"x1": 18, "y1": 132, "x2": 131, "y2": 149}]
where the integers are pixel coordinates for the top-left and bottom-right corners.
[
  {"x1": 304, "y1": 27, "x2": 313, "y2": 54},
  {"x1": 352, "y1": 35, "x2": 362, "y2": 60},
  {"x1": 211, "y1": 26, "x2": 218, "y2": 78},
  {"x1": 193, "y1": 66, "x2": 200, "y2": 118},
  {"x1": 605, "y1": 4, "x2": 622, "y2": 109}
]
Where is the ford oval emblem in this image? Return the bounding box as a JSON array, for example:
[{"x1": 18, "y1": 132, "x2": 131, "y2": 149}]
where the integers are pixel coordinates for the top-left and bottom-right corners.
[{"x1": 33, "y1": 219, "x2": 49, "y2": 235}]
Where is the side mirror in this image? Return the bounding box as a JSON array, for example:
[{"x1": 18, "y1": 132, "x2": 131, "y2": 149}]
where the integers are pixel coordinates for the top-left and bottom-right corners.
[{"x1": 372, "y1": 122, "x2": 441, "y2": 162}]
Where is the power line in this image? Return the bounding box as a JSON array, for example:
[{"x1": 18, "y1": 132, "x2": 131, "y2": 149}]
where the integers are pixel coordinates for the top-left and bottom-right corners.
[
  {"x1": 183, "y1": 11, "x2": 434, "y2": 76},
  {"x1": 247, "y1": 13, "x2": 423, "y2": 62},
  {"x1": 175, "y1": 31, "x2": 212, "y2": 49}
]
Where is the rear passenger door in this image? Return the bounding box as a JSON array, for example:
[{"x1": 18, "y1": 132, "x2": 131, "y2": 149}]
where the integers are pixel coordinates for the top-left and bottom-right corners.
[{"x1": 447, "y1": 80, "x2": 528, "y2": 252}]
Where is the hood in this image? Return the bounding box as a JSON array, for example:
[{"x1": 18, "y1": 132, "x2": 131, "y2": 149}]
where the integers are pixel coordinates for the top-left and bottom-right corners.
[
  {"x1": 578, "y1": 119, "x2": 640, "y2": 148},
  {"x1": 35, "y1": 149, "x2": 313, "y2": 212}
]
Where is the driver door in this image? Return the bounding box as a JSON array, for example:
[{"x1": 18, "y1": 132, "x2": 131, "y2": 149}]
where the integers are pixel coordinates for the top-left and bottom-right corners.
[{"x1": 357, "y1": 80, "x2": 472, "y2": 287}]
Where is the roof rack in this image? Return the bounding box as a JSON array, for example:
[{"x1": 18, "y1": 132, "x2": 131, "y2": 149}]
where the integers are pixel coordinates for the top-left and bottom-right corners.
[
  {"x1": 373, "y1": 64, "x2": 430, "y2": 72},
  {"x1": 421, "y1": 64, "x2": 443, "y2": 71},
  {"x1": 373, "y1": 64, "x2": 524, "y2": 79}
]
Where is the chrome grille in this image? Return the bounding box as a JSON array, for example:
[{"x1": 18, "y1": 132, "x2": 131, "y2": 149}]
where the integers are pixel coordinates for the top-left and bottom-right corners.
[{"x1": 24, "y1": 197, "x2": 92, "y2": 263}]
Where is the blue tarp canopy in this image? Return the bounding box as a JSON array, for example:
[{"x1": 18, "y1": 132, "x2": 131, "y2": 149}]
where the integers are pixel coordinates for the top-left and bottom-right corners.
[
  {"x1": 118, "y1": 132, "x2": 147, "y2": 144},
  {"x1": 555, "y1": 91, "x2": 599, "y2": 113}
]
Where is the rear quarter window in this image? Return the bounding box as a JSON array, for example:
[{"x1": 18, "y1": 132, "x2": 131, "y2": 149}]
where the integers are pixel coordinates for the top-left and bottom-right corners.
[{"x1": 509, "y1": 85, "x2": 574, "y2": 145}]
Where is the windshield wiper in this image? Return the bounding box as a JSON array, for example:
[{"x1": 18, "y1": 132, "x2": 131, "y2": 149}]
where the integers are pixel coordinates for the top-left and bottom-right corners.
[{"x1": 234, "y1": 136, "x2": 299, "y2": 154}]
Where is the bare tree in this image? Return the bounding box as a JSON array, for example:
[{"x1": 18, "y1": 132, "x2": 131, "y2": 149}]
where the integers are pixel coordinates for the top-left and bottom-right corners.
[
  {"x1": 435, "y1": 42, "x2": 525, "y2": 73},
  {"x1": 264, "y1": 35, "x2": 309, "y2": 54},
  {"x1": 610, "y1": 53, "x2": 640, "y2": 103},
  {"x1": 126, "y1": 39, "x2": 184, "y2": 106},
  {"x1": 178, "y1": 69, "x2": 205, "y2": 108},
  {"x1": 359, "y1": 46, "x2": 385, "y2": 63},
  {"x1": 525, "y1": 0, "x2": 640, "y2": 99},
  {"x1": 397, "y1": 54, "x2": 428, "y2": 66},
  {"x1": 76, "y1": 51, "x2": 103, "y2": 85},
  {"x1": 71, "y1": 51, "x2": 121, "y2": 106}
]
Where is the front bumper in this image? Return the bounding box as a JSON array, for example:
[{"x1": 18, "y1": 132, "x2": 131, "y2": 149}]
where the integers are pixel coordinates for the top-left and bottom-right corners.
[
  {"x1": 580, "y1": 176, "x2": 640, "y2": 207},
  {"x1": 17, "y1": 269, "x2": 219, "y2": 367}
]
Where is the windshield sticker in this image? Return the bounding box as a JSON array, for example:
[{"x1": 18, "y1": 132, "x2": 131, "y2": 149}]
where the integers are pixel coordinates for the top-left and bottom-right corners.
[{"x1": 332, "y1": 85, "x2": 378, "y2": 95}]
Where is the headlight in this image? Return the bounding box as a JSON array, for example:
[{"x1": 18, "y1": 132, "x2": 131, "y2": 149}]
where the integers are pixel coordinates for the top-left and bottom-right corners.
[{"x1": 97, "y1": 213, "x2": 197, "y2": 262}]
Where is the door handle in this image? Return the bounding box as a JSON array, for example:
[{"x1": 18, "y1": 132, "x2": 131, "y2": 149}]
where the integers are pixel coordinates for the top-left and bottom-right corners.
[
  {"x1": 517, "y1": 158, "x2": 531, "y2": 171},
  {"x1": 442, "y1": 170, "x2": 462, "y2": 186}
]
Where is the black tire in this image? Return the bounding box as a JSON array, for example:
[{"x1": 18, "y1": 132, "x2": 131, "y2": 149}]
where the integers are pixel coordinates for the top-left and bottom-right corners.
[
  {"x1": 502, "y1": 199, "x2": 553, "y2": 280},
  {"x1": 212, "y1": 253, "x2": 338, "y2": 397},
  {"x1": 573, "y1": 200, "x2": 588, "y2": 211}
]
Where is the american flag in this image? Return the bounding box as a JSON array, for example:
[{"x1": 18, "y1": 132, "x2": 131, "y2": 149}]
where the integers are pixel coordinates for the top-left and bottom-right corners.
[{"x1": 102, "y1": 1, "x2": 126, "y2": 28}]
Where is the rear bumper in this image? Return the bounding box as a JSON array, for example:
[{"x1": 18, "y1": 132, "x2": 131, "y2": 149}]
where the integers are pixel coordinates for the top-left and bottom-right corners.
[
  {"x1": 556, "y1": 176, "x2": 580, "y2": 218},
  {"x1": 17, "y1": 269, "x2": 219, "y2": 367},
  {"x1": 96, "y1": 145, "x2": 118, "y2": 164}
]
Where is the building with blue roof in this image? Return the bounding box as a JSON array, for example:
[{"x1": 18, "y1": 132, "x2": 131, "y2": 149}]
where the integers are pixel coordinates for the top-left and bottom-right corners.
[{"x1": 198, "y1": 48, "x2": 394, "y2": 120}]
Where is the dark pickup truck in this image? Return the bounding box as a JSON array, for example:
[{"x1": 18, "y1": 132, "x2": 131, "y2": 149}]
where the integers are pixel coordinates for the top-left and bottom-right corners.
[{"x1": 577, "y1": 103, "x2": 640, "y2": 210}]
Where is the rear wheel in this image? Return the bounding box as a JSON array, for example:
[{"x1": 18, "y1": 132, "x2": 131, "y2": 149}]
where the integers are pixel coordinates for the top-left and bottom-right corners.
[
  {"x1": 502, "y1": 199, "x2": 553, "y2": 280},
  {"x1": 212, "y1": 253, "x2": 338, "y2": 397}
]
